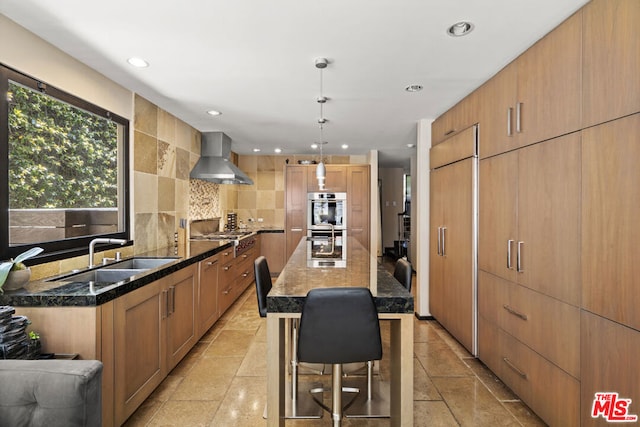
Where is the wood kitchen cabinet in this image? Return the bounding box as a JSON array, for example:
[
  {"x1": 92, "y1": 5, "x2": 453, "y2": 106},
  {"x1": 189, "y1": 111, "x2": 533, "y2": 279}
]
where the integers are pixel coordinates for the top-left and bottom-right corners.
[
  {"x1": 198, "y1": 252, "x2": 221, "y2": 337},
  {"x1": 431, "y1": 89, "x2": 479, "y2": 146},
  {"x1": 218, "y1": 240, "x2": 259, "y2": 317},
  {"x1": 260, "y1": 232, "x2": 285, "y2": 274},
  {"x1": 582, "y1": 113, "x2": 640, "y2": 330},
  {"x1": 286, "y1": 164, "x2": 370, "y2": 259},
  {"x1": 307, "y1": 164, "x2": 347, "y2": 192},
  {"x1": 346, "y1": 165, "x2": 370, "y2": 250},
  {"x1": 582, "y1": 0, "x2": 640, "y2": 129},
  {"x1": 285, "y1": 165, "x2": 308, "y2": 260},
  {"x1": 479, "y1": 132, "x2": 581, "y2": 305},
  {"x1": 478, "y1": 10, "x2": 582, "y2": 159},
  {"x1": 429, "y1": 126, "x2": 477, "y2": 353},
  {"x1": 581, "y1": 311, "x2": 640, "y2": 426},
  {"x1": 113, "y1": 264, "x2": 197, "y2": 425}
]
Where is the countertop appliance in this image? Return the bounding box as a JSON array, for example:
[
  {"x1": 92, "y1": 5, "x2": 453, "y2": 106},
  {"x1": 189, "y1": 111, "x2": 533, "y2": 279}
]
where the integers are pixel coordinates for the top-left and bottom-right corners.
[
  {"x1": 308, "y1": 192, "x2": 346, "y2": 229},
  {"x1": 307, "y1": 192, "x2": 347, "y2": 267},
  {"x1": 188, "y1": 218, "x2": 256, "y2": 257}
]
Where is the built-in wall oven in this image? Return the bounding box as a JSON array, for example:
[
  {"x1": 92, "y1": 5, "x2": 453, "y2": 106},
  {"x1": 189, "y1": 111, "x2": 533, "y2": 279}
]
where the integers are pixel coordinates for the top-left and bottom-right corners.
[{"x1": 307, "y1": 192, "x2": 347, "y2": 267}]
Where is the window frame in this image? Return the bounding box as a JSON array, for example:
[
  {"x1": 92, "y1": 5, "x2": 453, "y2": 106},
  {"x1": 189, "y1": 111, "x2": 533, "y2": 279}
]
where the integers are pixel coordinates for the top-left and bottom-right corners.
[{"x1": 1, "y1": 64, "x2": 131, "y2": 265}]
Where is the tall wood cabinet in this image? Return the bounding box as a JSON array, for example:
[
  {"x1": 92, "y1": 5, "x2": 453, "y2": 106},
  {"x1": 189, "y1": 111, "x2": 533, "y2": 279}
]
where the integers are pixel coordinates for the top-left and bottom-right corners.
[
  {"x1": 285, "y1": 164, "x2": 370, "y2": 259},
  {"x1": 433, "y1": 0, "x2": 640, "y2": 424},
  {"x1": 478, "y1": 10, "x2": 582, "y2": 159},
  {"x1": 429, "y1": 126, "x2": 477, "y2": 354},
  {"x1": 582, "y1": 0, "x2": 640, "y2": 128}
]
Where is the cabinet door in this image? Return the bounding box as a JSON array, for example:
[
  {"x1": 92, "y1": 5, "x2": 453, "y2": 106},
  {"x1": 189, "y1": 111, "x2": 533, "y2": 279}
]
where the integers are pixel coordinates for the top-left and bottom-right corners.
[
  {"x1": 260, "y1": 232, "x2": 285, "y2": 273},
  {"x1": 285, "y1": 166, "x2": 308, "y2": 260},
  {"x1": 165, "y1": 265, "x2": 198, "y2": 370},
  {"x1": 432, "y1": 90, "x2": 480, "y2": 146},
  {"x1": 479, "y1": 151, "x2": 518, "y2": 282},
  {"x1": 429, "y1": 167, "x2": 446, "y2": 322},
  {"x1": 582, "y1": 114, "x2": 640, "y2": 330},
  {"x1": 308, "y1": 164, "x2": 347, "y2": 192},
  {"x1": 517, "y1": 133, "x2": 581, "y2": 305},
  {"x1": 516, "y1": 10, "x2": 582, "y2": 148},
  {"x1": 347, "y1": 165, "x2": 370, "y2": 250},
  {"x1": 581, "y1": 311, "x2": 640, "y2": 426},
  {"x1": 114, "y1": 281, "x2": 165, "y2": 425},
  {"x1": 478, "y1": 62, "x2": 517, "y2": 159},
  {"x1": 198, "y1": 254, "x2": 220, "y2": 338},
  {"x1": 441, "y1": 158, "x2": 475, "y2": 351},
  {"x1": 583, "y1": 0, "x2": 640, "y2": 128}
]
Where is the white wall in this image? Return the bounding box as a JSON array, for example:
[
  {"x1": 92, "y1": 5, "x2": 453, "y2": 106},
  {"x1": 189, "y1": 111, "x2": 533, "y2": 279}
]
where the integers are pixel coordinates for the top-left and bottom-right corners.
[
  {"x1": 415, "y1": 119, "x2": 432, "y2": 317},
  {"x1": 0, "y1": 15, "x2": 132, "y2": 120}
]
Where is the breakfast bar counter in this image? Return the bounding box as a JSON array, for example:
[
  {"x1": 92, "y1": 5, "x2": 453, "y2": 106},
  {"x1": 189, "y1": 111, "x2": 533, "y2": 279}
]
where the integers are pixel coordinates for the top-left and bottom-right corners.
[{"x1": 266, "y1": 237, "x2": 414, "y2": 426}]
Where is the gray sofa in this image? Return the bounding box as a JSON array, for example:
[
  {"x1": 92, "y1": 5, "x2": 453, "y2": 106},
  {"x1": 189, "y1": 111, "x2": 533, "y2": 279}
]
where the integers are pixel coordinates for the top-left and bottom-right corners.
[{"x1": 0, "y1": 359, "x2": 102, "y2": 427}]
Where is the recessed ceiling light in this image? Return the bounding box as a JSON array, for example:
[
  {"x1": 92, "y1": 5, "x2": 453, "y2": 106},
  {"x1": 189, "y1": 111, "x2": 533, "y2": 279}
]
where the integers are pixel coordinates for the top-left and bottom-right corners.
[
  {"x1": 127, "y1": 57, "x2": 149, "y2": 68},
  {"x1": 407, "y1": 143, "x2": 416, "y2": 148},
  {"x1": 341, "y1": 144, "x2": 349, "y2": 150},
  {"x1": 311, "y1": 143, "x2": 318, "y2": 149},
  {"x1": 274, "y1": 148, "x2": 282, "y2": 153},
  {"x1": 405, "y1": 84, "x2": 423, "y2": 92},
  {"x1": 253, "y1": 148, "x2": 261, "y2": 153},
  {"x1": 447, "y1": 21, "x2": 474, "y2": 37},
  {"x1": 206, "y1": 110, "x2": 222, "y2": 116}
]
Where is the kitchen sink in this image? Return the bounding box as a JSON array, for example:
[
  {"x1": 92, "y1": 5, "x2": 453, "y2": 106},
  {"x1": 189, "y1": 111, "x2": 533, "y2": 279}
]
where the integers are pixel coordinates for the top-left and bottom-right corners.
[
  {"x1": 52, "y1": 268, "x2": 147, "y2": 284},
  {"x1": 102, "y1": 257, "x2": 178, "y2": 270}
]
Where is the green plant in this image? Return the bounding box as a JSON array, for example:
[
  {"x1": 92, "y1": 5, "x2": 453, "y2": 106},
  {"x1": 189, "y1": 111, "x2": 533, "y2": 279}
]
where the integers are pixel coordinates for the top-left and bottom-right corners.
[{"x1": 0, "y1": 247, "x2": 43, "y2": 293}]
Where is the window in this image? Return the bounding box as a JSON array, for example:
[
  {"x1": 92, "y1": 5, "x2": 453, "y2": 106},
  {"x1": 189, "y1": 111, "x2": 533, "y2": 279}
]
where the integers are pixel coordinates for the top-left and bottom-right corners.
[{"x1": 1, "y1": 64, "x2": 130, "y2": 264}]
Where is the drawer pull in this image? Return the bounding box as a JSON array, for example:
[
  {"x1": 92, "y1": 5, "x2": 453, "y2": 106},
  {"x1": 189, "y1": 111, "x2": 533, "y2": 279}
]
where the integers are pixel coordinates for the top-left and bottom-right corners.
[
  {"x1": 291, "y1": 228, "x2": 303, "y2": 232},
  {"x1": 223, "y1": 251, "x2": 232, "y2": 256},
  {"x1": 503, "y1": 304, "x2": 528, "y2": 321},
  {"x1": 206, "y1": 260, "x2": 218, "y2": 266},
  {"x1": 503, "y1": 357, "x2": 527, "y2": 379},
  {"x1": 224, "y1": 265, "x2": 232, "y2": 271},
  {"x1": 242, "y1": 272, "x2": 249, "y2": 277},
  {"x1": 223, "y1": 289, "x2": 230, "y2": 295},
  {"x1": 242, "y1": 254, "x2": 249, "y2": 259},
  {"x1": 444, "y1": 129, "x2": 456, "y2": 136}
]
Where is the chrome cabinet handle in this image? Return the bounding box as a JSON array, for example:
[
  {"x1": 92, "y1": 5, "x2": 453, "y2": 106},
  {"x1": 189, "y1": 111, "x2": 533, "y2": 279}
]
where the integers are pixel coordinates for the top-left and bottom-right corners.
[
  {"x1": 170, "y1": 286, "x2": 176, "y2": 315},
  {"x1": 162, "y1": 290, "x2": 169, "y2": 319},
  {"x1": 436, "y1": 227, "x2": 442, "y2": 256},
  {"x1": 503, "y1": 304, "x2": 528, "y2": 321},
  {"x1": 206, "y1": 260, "x2": 218, "y2": 266},
  {"x1": 441, "y1": 227, "x2": 447, "y2": 257},
  {"x1": 444, "y1": 129, "x2": 456, "y2": 136},
  {"x1": 517, "y1": 241, "x2": 524, "y2": 273},
  {"x1": 516, "y1": 102, "x2": 523, "y2": 133},
  {"x1": 507, "y1": 107, "x2": 513, "y2": 136},
  {"x1": 503, "y1": 357, "x2": 527, "y2": 379},
  {"x1": 223, "y1": 288, "x2": 230, "y2": 295},
  {"x1": 224, "y1": 265, "x2": 232, "y2": 271},
  {"x1": 291, "y1": 228, "x2": 303, "y2": 232},
  {"x1": 242, "y1": 272, "x2": 249, "y2": 278},
  {"x1": 507, "y1": 240, "x2": 514, "y2": 270}
]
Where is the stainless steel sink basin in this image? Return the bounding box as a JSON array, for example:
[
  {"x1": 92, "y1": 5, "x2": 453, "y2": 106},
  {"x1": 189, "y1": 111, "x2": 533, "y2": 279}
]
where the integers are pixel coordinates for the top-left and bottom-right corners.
[
  {"x1": 54, "y1": 269, "x2": 147, "y2": 284},
  {"x1": 102, "y1": 257, "x2": 178, "y2": 270}
]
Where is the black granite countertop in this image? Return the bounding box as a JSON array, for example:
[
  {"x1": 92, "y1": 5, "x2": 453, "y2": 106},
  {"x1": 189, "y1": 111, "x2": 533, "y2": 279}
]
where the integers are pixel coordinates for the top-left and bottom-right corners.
[
  {"x1": 267, "y1": 237, "x2": 413, "y2": 314},
  {"x1": 0, "y1": 240, "x2": 240, "y2": 308}
]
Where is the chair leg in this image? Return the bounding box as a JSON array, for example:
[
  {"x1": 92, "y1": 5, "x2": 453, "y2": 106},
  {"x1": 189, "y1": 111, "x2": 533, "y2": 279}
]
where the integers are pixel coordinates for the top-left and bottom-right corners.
[{"x1": 332, "y1": 364, "x2": 343, "y2": 427}]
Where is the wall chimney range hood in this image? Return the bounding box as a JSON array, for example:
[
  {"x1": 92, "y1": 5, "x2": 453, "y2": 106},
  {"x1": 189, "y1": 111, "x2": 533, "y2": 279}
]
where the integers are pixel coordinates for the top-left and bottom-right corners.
[{"x1": 190, "y1": 132, "x2": 253, "y2": 185}]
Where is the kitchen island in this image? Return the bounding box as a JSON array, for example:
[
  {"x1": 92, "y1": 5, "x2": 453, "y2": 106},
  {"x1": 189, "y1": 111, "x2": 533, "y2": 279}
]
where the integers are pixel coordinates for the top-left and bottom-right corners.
[{"x1": 266, "y1": 236, "x2": 414, "y2": 426}]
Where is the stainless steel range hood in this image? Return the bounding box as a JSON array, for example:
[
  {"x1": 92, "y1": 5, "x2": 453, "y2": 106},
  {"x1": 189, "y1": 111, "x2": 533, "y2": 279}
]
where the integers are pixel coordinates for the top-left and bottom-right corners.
[{"x1": 190, "y1": 132, "x2": 253, "y2": 185}]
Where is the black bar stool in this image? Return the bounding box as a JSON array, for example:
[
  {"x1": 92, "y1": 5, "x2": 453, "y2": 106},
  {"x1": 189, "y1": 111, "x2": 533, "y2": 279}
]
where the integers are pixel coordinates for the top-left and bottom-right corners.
[
  {"x1": 254, "y1": 256, "x2": 322, "y2": 419},
  {"x1": 394, "y1": 258, "x2": 412, "y2": 292},
  {"x1": 297, "y1": 287, "x2": 382, "y2": 426}
]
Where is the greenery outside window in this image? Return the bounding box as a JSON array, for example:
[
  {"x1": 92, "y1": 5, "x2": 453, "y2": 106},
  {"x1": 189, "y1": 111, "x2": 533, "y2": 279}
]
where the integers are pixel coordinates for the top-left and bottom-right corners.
[{"x1": 1, "y1": 64, "x2": 130, "y2": 264}]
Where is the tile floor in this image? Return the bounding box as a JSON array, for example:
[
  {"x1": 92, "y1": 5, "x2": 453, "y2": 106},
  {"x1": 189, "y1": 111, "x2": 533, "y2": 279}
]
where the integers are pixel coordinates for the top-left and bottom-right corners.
[{"x1": 123, "y1": 259, "x2": 547, "y2": 427}]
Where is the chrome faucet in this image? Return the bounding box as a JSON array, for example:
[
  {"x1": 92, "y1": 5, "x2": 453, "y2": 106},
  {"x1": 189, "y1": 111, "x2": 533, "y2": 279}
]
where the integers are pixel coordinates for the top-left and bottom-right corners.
[{"x1": 89, "y1": 238, "x2": 126, "y2": 268}]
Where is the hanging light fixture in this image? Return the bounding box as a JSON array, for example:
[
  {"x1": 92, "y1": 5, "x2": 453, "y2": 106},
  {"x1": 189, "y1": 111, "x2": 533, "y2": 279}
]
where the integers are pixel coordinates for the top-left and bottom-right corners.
[{"x1": 315, "y1": 58, "x2": 329, "y2": 190}]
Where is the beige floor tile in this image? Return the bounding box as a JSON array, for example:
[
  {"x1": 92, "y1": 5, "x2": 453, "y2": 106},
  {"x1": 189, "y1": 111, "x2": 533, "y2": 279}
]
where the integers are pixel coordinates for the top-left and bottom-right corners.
[
  {"x1": 414, "y1": 400, "x2": 459, "y2": 426},
  {"x1": 146, "y1": 400, "x2": 220, "y2": 426},
  {"x1": 171, "y1": 357, "x2": 243, "y2": 401},
  {"x1": 413, "y1": 318, "x2": 442, "y2": 343},
  {"x1": 169, "y1": 341, "x2": 212, "y2": 377},
  {"x1": 236, "y1": 340, "x2": 268, "y2": 377},
  {"x1": 432, "y1": 376, "x2": 520, "y2": 427},
  {"x1": 204, "y1": 329, "x2": 256, "y2": 357},
  {"x1": 414, "y1": 340, "x2": 474, "y2": 377},
  {"x1": 122, "y1": 398, "x2": 162, "y2": 426},
  {"x1": 503, "y1": 401, "x2": 547, "y2": 426},
  {"x1": 464, "y1": 357, "x2": 519, "y2": 402},
  {"x1": 209, "y1": 376, "x2": 267, "y2": 425},
  {"x1": 413, "y1": 357, "x2": 442, "y2": 401}
]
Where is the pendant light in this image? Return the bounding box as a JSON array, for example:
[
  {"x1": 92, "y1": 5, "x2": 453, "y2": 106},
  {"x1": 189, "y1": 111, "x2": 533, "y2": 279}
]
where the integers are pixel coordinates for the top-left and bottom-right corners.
[{"x1": 315, "y1": 58, "x2": 329, "y2": 190}]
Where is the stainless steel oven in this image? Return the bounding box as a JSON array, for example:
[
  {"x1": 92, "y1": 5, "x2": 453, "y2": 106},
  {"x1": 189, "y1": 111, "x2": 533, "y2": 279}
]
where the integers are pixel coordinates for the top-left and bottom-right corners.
[
  {"x1": 307, "y1": 192, "x2": 347, "y2": 267},
  {"x1": 308, "y1": 192, "x2": 346, "y2": 230}
]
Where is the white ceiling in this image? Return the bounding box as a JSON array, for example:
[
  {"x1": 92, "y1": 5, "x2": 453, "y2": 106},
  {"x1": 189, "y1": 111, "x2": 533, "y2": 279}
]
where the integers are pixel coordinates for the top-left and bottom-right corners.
[{"x1": 0, "y1": 0, "x2": 588, "y2": 168}]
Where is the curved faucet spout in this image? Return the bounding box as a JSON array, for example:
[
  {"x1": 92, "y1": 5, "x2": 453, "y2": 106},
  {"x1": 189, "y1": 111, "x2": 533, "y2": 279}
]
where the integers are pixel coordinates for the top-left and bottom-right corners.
[{"x1": 89, "y1": 238, "x2": 127, "y2": 268}]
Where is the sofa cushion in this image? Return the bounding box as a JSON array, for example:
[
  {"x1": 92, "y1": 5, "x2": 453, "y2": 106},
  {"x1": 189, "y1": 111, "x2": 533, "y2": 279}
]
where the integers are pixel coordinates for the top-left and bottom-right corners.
[{"x1": 0, "y1": 360, "x2": 102, "y2": 427}]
